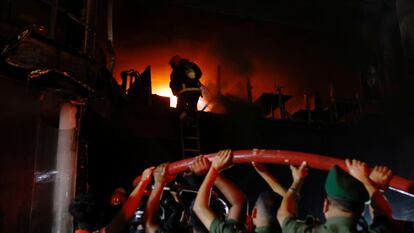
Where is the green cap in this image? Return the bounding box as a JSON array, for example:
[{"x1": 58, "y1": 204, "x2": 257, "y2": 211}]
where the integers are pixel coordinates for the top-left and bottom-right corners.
[{"x1": 325, "y1": 165, "x2": 369, "y2": 204}]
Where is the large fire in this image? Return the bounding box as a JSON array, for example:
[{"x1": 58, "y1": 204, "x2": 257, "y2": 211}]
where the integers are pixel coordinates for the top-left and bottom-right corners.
[
  {"x1": 113, "y1": 37, "x2": 328, "y2": 115},
  {"x1": 153, "y1": 85, "x2": 211, "y2": 112},
  {"x1": 145, "y1": 81, "x2": 212, "y2": 111},
  {"x1": 114, "y1": 47, "x2": 215, "y2": 110},
  {"x1": 113, "y1": 4, "x2": 364, "y2": 118}
]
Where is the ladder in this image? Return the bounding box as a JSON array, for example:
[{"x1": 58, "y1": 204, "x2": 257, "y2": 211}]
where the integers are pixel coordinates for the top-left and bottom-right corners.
[{"x1": 179, "y1": 119, "x2": 201, "y2": 159}]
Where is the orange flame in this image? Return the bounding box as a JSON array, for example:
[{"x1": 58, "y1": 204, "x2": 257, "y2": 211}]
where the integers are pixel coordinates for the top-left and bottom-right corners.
[
  {"x1": 153, "y1": 86, "x2": 177, "y2": 108},
  {"x1": 114, "y1": 40, "x2": 307, "y2": 114},
  {"x1": 114, "y1": 41, "x2": 219, "y2": 110}
]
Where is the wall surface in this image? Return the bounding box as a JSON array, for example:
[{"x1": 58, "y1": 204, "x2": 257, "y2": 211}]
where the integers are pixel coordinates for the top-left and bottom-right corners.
[{"x1": 0, "y1": 76, "x2": 39, "y2": 233}]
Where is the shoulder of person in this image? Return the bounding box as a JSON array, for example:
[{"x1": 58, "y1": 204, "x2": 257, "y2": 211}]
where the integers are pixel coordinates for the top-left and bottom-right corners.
[
  {"x1": 304, "y1": 215, "x2": 321, "y2": 227},
  {"x1": 210, "y1": 218, "x2": 244, "y2": 233},
  {"x1": 282, "y1": 215, "x2": 323, "y2": 233}
]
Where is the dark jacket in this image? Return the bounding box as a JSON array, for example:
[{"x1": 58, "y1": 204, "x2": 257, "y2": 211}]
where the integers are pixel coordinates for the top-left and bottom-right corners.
[{"x1": 169, "y1": 59, "x2": 202, "y2": 96}]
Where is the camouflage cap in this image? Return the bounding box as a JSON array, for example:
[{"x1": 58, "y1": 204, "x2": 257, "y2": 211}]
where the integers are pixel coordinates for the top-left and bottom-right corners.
[{"x1": 325, "y1": 165, "x2": 369, "y2": 204}]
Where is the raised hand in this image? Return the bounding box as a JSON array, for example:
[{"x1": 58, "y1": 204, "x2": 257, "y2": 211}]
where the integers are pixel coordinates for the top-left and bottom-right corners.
[
  {"x1": 277, "y1": 161, "x2": 307, "y2": 224},
  {"x1": 212, "y1": 149, "x2": 233, "y2": 171},
  {"x1": 369, "y1": 165, "x2": 393, "y2": 190},
  {"x1": 252, "y1": 161, "x2": 287, "y2": 196},
  {"x1": 190, "y1": 155, "x2": 211, "y2": 176},
  {"x1": 252, "y1": 162, "x2": 269, "y2": 174},
  {"x1": 345, "y1": 159, "x2": 370, "y2": 184},
  {"x1": 139, "y1": 166, "x2": 155, "y2": 185},
  {"x1": 290, "y1": 161, "x2": 308, "y2": 183},
  {"x1": 153, "y1": 163, "x2": 176, "y2": 185}
]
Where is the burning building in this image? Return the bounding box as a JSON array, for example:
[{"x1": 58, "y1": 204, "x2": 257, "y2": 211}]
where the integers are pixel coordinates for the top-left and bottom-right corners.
[{"x1": 1, "y1": 0, "x2": 414, "y2": 232}]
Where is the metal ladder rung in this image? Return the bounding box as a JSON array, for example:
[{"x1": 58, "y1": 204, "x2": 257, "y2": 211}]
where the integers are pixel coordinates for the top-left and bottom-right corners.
[{"x1": 180, "y1": 117, "x2": 201, "y2": 158}]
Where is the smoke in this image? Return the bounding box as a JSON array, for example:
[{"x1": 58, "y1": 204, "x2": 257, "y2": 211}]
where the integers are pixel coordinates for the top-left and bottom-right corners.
[{"x1": 114, "y1": 3, "x2": 362, "y2": 115}]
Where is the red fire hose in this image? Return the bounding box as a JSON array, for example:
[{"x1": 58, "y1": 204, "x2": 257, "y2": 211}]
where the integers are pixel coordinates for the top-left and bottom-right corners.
[{"x1": 138, "y1": 149, "x2": 414, "y2": 197}]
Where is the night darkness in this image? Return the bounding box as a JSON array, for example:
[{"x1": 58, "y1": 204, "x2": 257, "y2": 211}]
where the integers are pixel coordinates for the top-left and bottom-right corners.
[{"x1": 1, "y1": 0, "x2": 414, "y2": 232}]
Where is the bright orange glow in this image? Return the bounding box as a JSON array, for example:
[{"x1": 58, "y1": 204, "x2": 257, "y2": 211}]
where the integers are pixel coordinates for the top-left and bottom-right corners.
[
  {"x1": 114, "y1": 40, "x2": 219, "y2": 111},
  {"x1": 153, "y1": 85, "x2": 210, "y2": 111},
  {"x1": 153, "y1": 86, "x2": 177, "y2": 108},
  {"x1": 197, "y1": 97, "x2": 209, "y2": 111},
  {"x1": 114, "y1": 39, "x2": 306, "y2": 114}
]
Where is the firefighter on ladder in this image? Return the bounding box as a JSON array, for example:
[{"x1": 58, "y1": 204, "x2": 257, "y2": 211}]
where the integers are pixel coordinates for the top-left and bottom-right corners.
[{"x1": 169, "y1": 55, "x2": 203, "y2": 121}]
